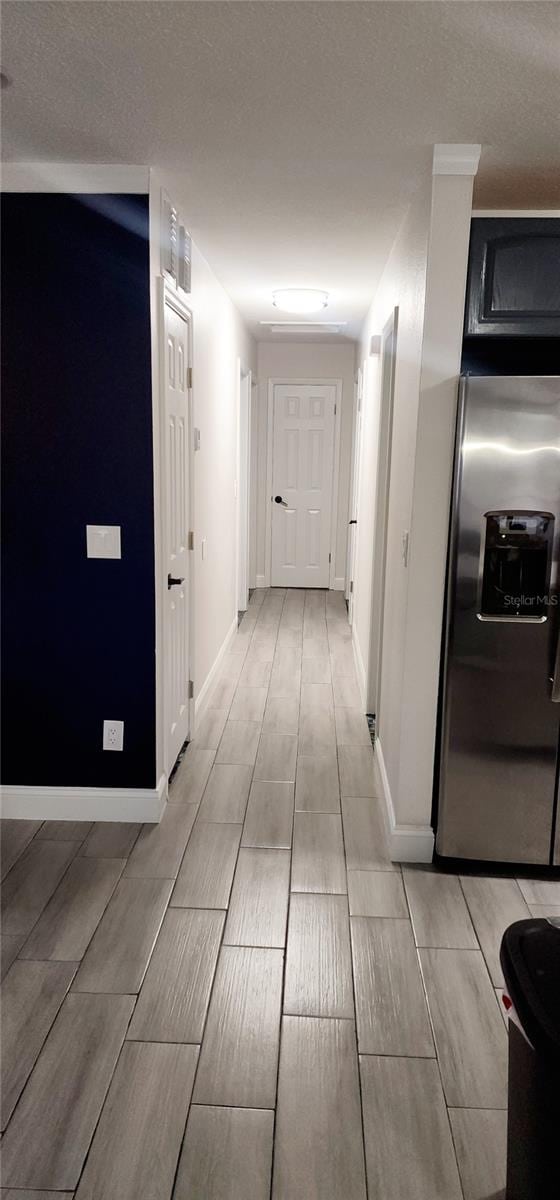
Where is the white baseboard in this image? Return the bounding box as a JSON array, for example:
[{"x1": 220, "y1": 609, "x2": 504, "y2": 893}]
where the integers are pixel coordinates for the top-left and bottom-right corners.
[
  {"x1": 374, "y1": 739, "x2": 434, "y2": 863},
  {"x1": 351, "y1": 625, "x2": 367, "y2": 709},
  {"x1": 256, "y1": 574, "x2": 267, "y2": 588},
  {"x1": 1, "y1": 774, "x2": 167, "y2": 823},
  {"x1": 194, "y1": 615, "x2": 238, "y2": 725}
]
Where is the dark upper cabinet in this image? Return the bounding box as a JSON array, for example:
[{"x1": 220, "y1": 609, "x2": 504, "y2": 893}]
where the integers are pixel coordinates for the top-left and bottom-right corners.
[{"x1": 465, "y1": 218, "x2": 560, "y2": 337}]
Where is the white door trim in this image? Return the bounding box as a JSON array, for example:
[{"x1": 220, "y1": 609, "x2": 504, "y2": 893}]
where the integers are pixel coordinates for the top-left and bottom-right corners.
[
  {"x1": 249, "y1": 377, "x2": 259, "y2": 590},
  {"x1": 158, "y1": 280, "x2": 195, "y2": 780},
  {"x1": 345, "y1": 371, "x2": 359, "y2": 603},
  {"x1": 367, "y1": 307, "x2": 399, "y2": 717},
  {"x1": 264, "y1": 377, "x2": 342, "y2": 589},
  {"x1": 236, "y1": 362, "x2": 251, "y2": 613},
  {"x1": 346, "y1": 366, "x2": 363, "y2": 621}
]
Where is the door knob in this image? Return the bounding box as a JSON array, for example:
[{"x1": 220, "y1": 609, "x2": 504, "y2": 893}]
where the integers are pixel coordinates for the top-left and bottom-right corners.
[
  {"x1": 274, "y1": 495, "x2": 288, "y2": 507},
  {"x1": 168, "y1": 574, "x2": 185, "y2": 589},
  {"x1": 349, "y1": 519, "x2": 357, "y2": 525}
]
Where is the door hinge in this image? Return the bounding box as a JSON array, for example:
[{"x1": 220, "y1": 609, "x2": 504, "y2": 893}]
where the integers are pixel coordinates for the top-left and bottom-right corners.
[
  {"x1": 188, "y1": 680, "x2": 194, "y2": 699},
  {"x1": 350, "y1": 580, "x2": 354, "y2": 593},
  {"x1": 334, "y1": 403, "x2": 337, "y2": 415},
  {"x1": 187, "y1": 366, "x2": 193, "y2": 389},
  {"x1": 188, "y1": 530, "x2": 194, "y2": 551},
  {"x1": 328, "y1": 552, "x2": 331, "y2": 564}
]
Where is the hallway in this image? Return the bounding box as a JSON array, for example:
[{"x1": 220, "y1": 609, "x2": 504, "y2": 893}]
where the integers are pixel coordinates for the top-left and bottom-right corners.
[{"x1": 3, "y1": 587, "x2": 559, "y2": 1197}]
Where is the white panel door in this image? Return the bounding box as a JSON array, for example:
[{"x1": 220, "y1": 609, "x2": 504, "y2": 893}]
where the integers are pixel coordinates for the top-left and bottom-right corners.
[
  {"x1": 271, "y1": 383, "x2": 336, "y2": 587},
  {"x1": 164, "y1": 301, "x2": 191, "y2": 773},
  {"x1": 347, "y1": 368, "x2": 363, "y2": 625}
]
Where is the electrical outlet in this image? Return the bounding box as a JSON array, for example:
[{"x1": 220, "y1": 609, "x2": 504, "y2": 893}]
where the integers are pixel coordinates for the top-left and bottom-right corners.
[{"x1": 103, "y1": 719, "x2": 124, "y2": 751}]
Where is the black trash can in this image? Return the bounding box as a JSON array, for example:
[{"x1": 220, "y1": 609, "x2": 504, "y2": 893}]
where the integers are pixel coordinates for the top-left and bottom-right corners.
[{"x1": 500, "y1": 917, "x2": 560, "y2": 1200}]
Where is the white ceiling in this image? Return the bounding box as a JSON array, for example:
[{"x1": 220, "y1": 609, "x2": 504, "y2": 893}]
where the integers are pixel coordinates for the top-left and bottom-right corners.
[{"x1": 2, "y1": 1, "x2": 559, "y2": 339}]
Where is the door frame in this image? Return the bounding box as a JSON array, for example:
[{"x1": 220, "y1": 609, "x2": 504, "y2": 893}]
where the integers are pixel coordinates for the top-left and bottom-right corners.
[
  {"x1": 157, "y1": 279, "x2": 195, "y2": 781},
  {"x1": 236, "y1": 360, "x2": 252, "y2": 613},
  {"x1": 249, "y1": 376, "x2": 259, "y2": 590},
  {"x1": 367, "y1": 307, "x2": 399, "y2": 718},
  {"x1": 264, "y1": 377, "x2": 342, "y2": 589},
  {"x1": 346, "y1": 366, "x2": 363, "y2": 622}
]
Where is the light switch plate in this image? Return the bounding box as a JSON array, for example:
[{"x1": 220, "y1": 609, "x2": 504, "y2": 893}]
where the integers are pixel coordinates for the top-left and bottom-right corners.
[{"x1": 86, "y1": 525, "x2": 121, "y2": 559}]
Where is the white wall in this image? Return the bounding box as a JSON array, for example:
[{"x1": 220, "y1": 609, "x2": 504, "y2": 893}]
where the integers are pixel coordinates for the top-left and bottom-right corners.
[
  {"x1": 352, "y1": 179, "x2": 432, "y2": 722},
  {"x1": 352, "y1": 149, "x2": 479, "y2": 861},
  {"x1": 150, "y1": 171, "x2": 256, "y2": 782},
  {"x1": 255, "y1": 341, "x2": 356, "y2": 587},
  {"x1": 397, "y1": 171, "x2": 476, "y2": 832},
  {"x1": 189, "y1": 246, "x2": 256, "y2": 691}
]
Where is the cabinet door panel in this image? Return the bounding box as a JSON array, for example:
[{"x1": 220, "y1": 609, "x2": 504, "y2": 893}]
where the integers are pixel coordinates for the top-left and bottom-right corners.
[{"x1": 466, "y1": 219, "x2": 560, "y2": 337}]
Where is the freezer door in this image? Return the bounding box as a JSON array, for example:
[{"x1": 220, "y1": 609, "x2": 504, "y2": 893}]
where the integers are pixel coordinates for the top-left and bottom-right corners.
[{"x1": 438, "y1": 376, "x2": 560, "y2": 864}]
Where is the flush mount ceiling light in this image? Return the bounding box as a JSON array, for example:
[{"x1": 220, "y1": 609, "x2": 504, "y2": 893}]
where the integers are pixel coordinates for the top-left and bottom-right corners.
[
  {"x1": 272, "y1": 288, "x2": 329, "y2": 314},
  {"x1": 260, "y1": 321, "x2": 347, "y2": 335}
]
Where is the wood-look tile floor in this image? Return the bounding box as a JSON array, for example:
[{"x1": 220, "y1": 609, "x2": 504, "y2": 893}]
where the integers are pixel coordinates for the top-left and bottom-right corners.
[{"x1": 2, "y1": 588, "x2": 559, "y2": 1198}]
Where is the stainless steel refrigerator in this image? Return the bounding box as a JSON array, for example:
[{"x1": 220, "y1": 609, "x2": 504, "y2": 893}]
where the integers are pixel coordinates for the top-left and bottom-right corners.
[{"x1": 437, "y1": 376, "x2": 560, "y2": 865}]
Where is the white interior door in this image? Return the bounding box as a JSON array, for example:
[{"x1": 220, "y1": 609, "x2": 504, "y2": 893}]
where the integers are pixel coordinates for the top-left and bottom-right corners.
[
  {"x1": 271, "y1": 382, "x2": 336, "y2": 588},
  {"x1": 164, "y1": 299, "x2": 191, "y2": 773},
  {"x1": 347, "y1": 368, "x2": 363, "y2": 625}
]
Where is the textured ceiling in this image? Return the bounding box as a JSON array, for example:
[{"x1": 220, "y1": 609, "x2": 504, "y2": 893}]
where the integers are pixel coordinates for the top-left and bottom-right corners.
[{"x1": 2, "y1": 1, "x2": 559, "y2": 338}]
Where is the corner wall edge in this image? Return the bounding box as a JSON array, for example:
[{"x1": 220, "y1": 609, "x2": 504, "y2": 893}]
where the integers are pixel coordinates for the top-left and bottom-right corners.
[
  {"x1": 432, "y1": 144, "x2": 481, "y2": 177},
  {"x1": 374, "y1": 738, "x2": 434, "y2": 864}
]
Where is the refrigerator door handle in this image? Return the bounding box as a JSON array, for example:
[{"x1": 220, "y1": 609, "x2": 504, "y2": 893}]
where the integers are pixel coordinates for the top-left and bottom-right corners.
[{"x1": 551, "y1": 631, "x2": 560, "y2": 702}]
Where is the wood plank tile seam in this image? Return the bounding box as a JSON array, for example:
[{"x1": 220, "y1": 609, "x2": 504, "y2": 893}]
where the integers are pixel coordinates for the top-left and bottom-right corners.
[
  {"x1": 171, "y1": 592, "x2": 290, "y2": 1125},
  {"x1": 20, "y1": 856, "x2": 127, "y2": 964},
  {"x1": 0, "y1": 588, "x2": 513, "y2": 1198},
  {"x1": 11, "y1": 858, "x2": 125, "y2": 968}
]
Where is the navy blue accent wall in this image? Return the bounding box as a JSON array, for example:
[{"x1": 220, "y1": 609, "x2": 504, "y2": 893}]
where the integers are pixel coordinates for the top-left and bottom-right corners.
[{"x1": 1, "y1": 193, "x2": 156, "y2": 788}]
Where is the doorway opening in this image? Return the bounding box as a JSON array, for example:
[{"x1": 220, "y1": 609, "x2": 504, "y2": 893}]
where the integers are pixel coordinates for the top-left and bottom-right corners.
[{"x1": 367, "y1": 307, "x2": 399, "y2": 723}]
